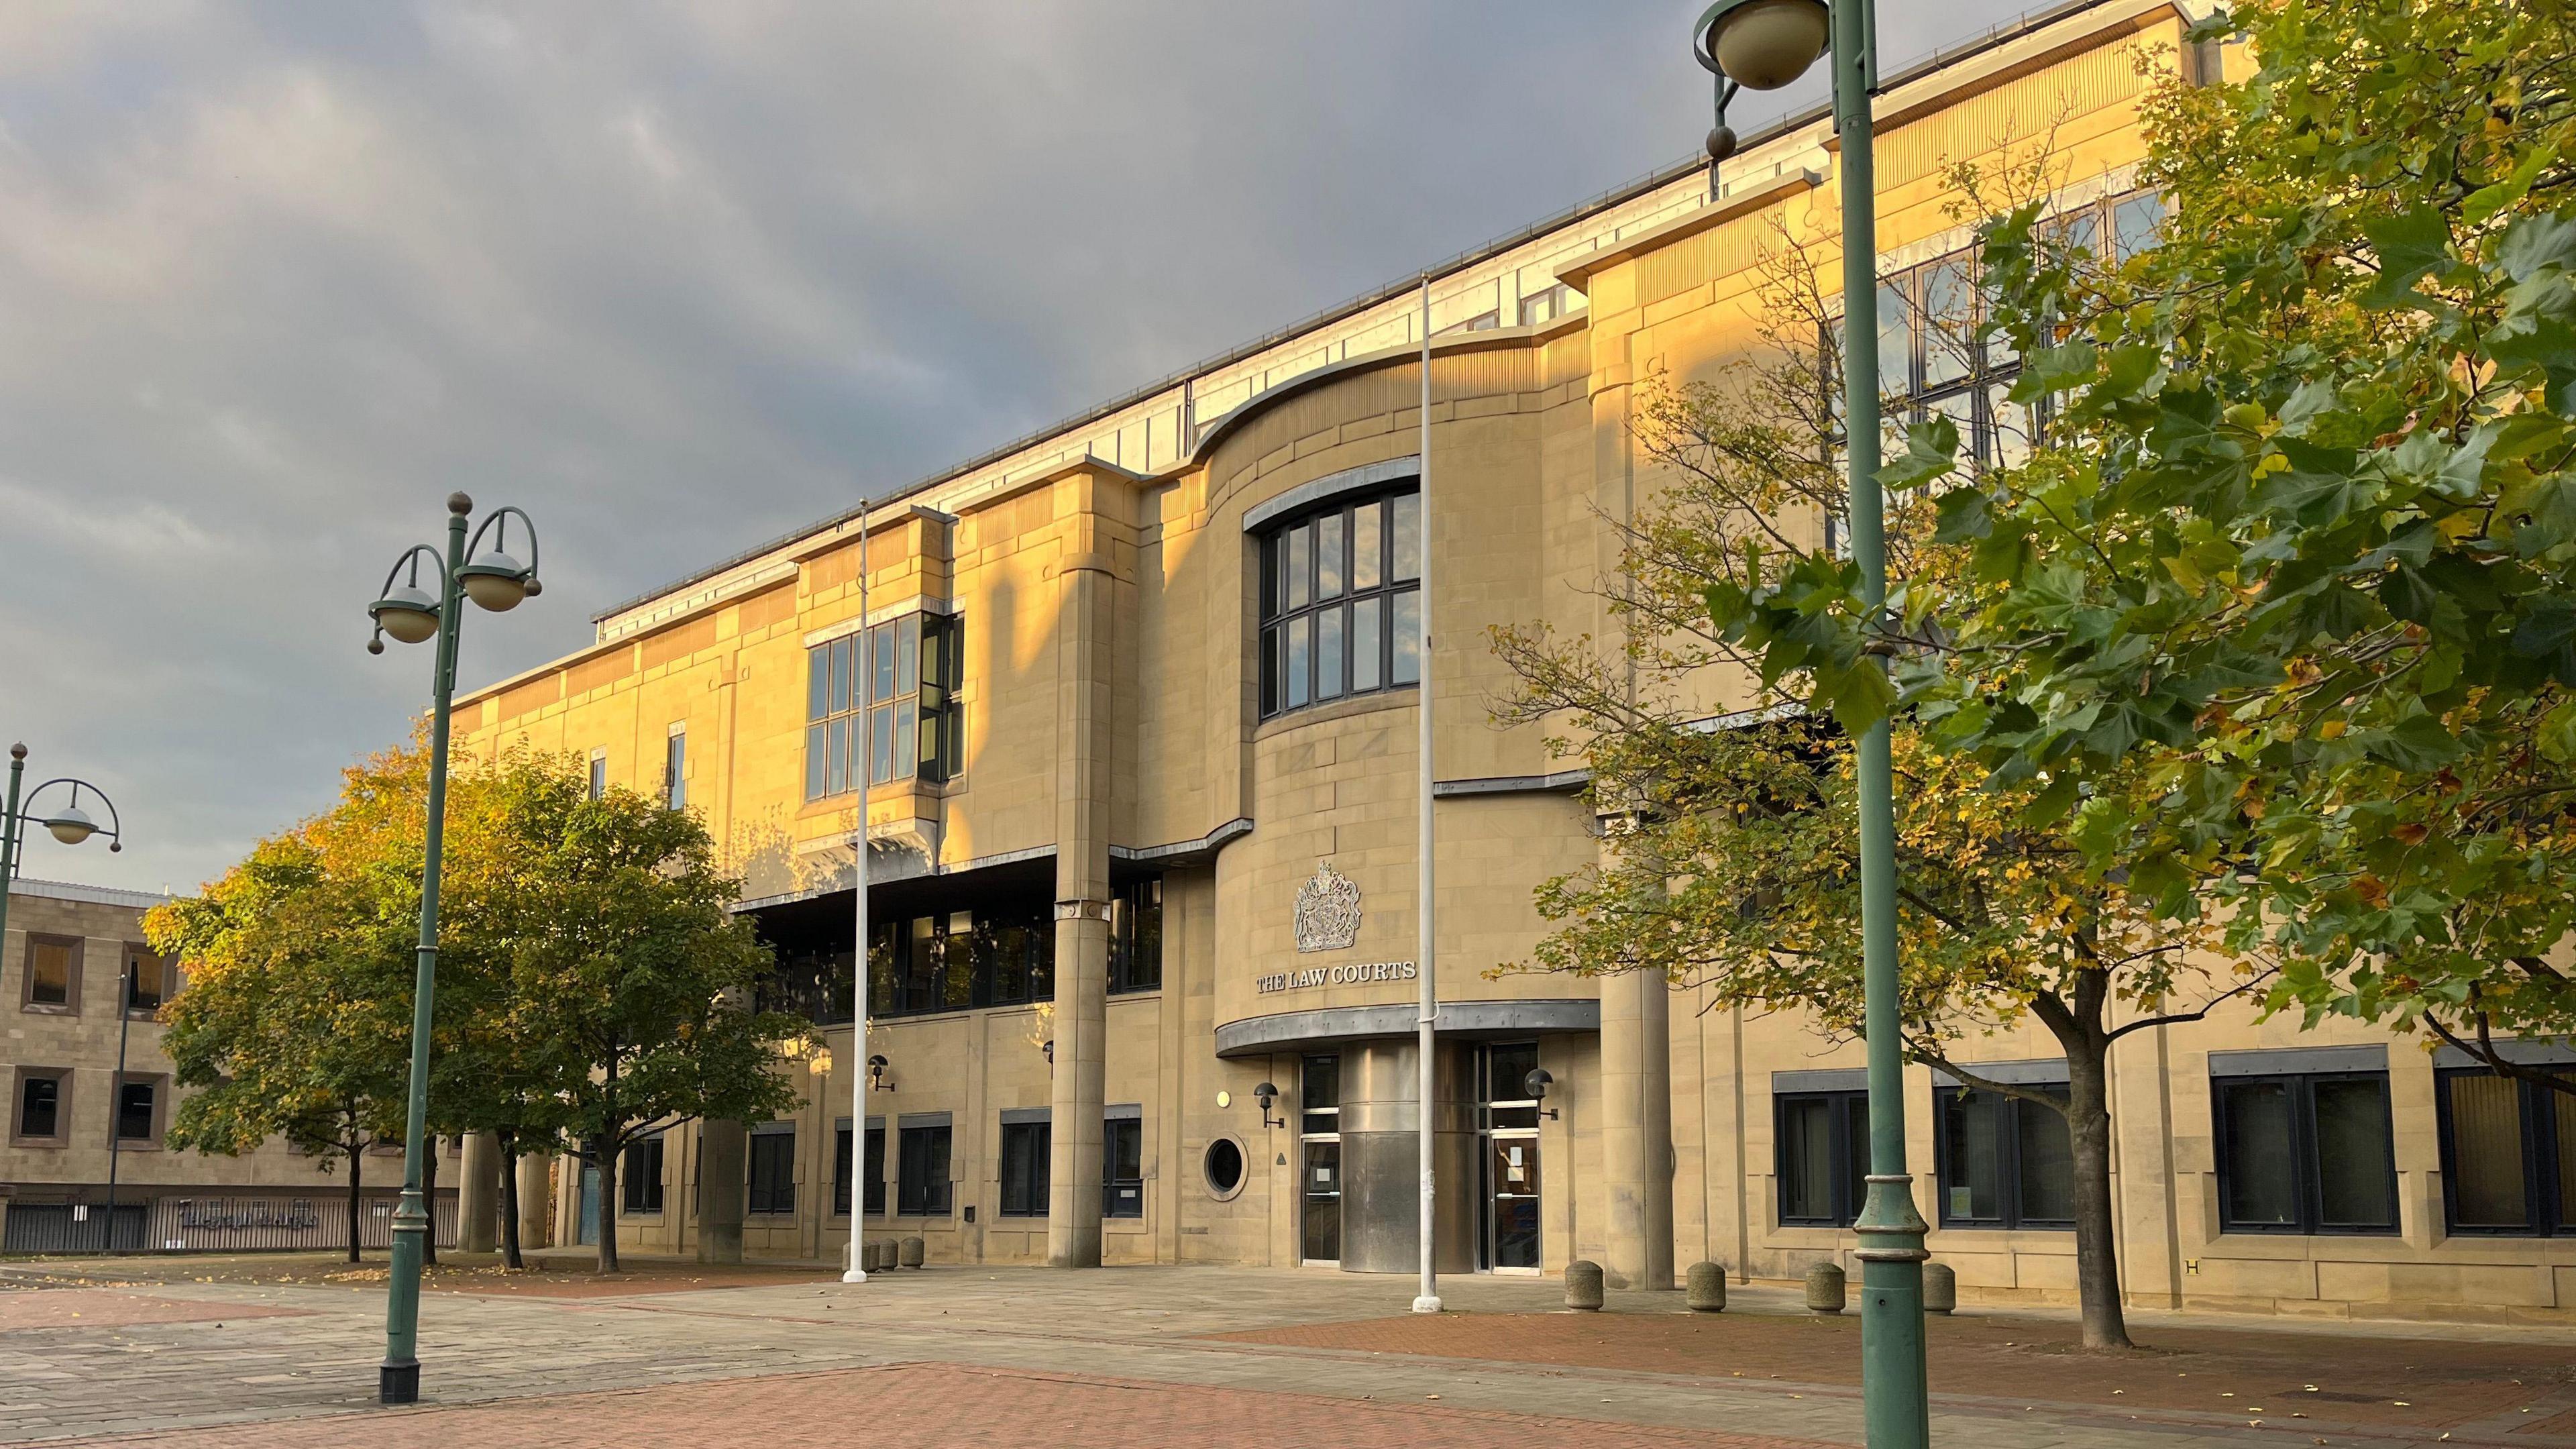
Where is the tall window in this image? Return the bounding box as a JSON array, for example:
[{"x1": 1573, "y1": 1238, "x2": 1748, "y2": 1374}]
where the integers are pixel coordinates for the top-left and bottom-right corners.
[
  {"x1": 872, "y1": 906, "x2": 1053, "y2": 1018},
  {"x1": 1776, "y1": 1089, "x2": 1870, "y2": 1227},
  {"x1": 663, "y1": 730, "x2": 686, "y2": 810},
  {"x1": 1108, "y1": 877, "x2": 1163, "y2": 994},
  {"x1": 1104, "y1": 1116, "x2": 1144, "y2": 1218},
  {"x1": 1300, "y1": 1055, "x2": 1342, "y2": 1263},
  {"x1": 15, "y1": 1071, "x2": 66, "y2": 1140},
  {"x1": 2438, "y1": 1066, "x2": 2576, "y2": 1236},
  {"x1": 898, "y1": 1122, "x2": 953, "y2": 1216},
  {"x1": 114, "y1": 1079, "x2": 157, "y2": 1142},
  {"x1": 1935, "y1": 1083, "x2": 2074, "y2": 1229},
  {"x1": 124, "y1": 945, "x2": 166, "y2": 1015},
  {"x1": 747, "y1": 1126, "x2": 796, "y2": 1215},
  {"x1": 805, "y1": 612, "x2": 963, "y2": 800},
  {"x1": 1833, "y1": 188, "x2": 2166, "y2": 556},
  {"x1": 2214, "y1": 1066, "x2": 2398, "y2": 1234},
  {"x1": 1259, "y1": 490, "x2": 1421, "y2": 719},
  {"x1": 836, "y1": 1122, "x2": 886, "y2": 1216},
  {"x1": 623, "y1": 1136, "x2": 665, "y2": 1214},
  {"x1": 587, "y1": 753, "x2": 606, "y2": 800},
  {"x1": 1000, "y1": 1120, "x2": 1049, "y2": 1218}
]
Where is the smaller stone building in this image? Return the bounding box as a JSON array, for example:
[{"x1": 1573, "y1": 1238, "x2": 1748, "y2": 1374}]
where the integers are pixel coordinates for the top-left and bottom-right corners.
[{"x1": 1, "y1": 875, "x2": 450, "y2": 1254}]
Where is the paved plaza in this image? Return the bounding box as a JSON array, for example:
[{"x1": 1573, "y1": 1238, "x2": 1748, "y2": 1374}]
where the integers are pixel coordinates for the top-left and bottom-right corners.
[{"x1": 5, "y1": 1257, "x2": 2575, "y2": 1448}]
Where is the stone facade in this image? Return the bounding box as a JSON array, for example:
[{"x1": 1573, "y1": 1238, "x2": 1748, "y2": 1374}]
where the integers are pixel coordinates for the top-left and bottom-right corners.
[
  {"x1": 456, "y1": 0, "x2": 2576, "y2": 1320},
  {"x1": 0, "y1": 877, "x2": 433, "y2": 1253}
]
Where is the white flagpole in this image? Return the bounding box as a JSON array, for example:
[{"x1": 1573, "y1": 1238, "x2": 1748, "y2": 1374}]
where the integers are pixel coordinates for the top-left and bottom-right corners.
[
  {"x1": 1412, "y1": 275, "x2": 1442, "y2": 1315},
  {"x1": 843, "y1": 502, "x2": 871, "y2": 1285}
]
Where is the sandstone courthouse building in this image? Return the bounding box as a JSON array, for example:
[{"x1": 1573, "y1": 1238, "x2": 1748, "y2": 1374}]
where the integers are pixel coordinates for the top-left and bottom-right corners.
[{"x1": 455, "y1": 0, "x2": 2576, "y2": 1320}]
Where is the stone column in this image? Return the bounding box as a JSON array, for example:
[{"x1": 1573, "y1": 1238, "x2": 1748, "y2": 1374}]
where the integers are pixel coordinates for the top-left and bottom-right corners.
[
  {"x1": 1046, "y1": 470, "x2": 1119, "y2": 1269},
  {"x1": 515, "y1": 1152, "x2": 553, "y2": 1250},
  {"x1": 1599, "y1": 930, "x2": 1676, "y2": 1285},
  {"x1": 457, "y1": 1132, "x2": 500, "y2": 1254},
  {"x1": 696, "y1": 1120, "x2": 747, "y2": 1265}
]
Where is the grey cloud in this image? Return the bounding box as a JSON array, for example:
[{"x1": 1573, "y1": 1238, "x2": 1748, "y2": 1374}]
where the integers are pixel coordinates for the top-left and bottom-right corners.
[{"x1": 0, "y1": 1, "x2": 2040, "y2": 894}]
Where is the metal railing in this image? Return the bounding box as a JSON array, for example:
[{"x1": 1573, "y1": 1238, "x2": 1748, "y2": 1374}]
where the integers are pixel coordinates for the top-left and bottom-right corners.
[{"x1": 2, "y1": 1193, "x2": 458, "y2": 1255}]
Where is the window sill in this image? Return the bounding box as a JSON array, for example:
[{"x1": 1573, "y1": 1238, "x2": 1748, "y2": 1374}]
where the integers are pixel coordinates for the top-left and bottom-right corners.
[
  {"x1": 1252, "y1": 686, "x2": 1416, "y2": 742},
  {"x1": 7, "y1": 1138, "x2": 69, "y2": 1150},
  {"x1": 19, "y1": 1003, "x2": 76, "y2": 1016}
]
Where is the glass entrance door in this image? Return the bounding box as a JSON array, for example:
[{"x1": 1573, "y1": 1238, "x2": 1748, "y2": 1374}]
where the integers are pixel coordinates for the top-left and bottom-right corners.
[
  {"x1": 1477, "y1": 1042, "x2": 1543, "y2": 1273},
  {"x1": 1300, "y1": 1053, "x2": 1341, "y2": 1264}
]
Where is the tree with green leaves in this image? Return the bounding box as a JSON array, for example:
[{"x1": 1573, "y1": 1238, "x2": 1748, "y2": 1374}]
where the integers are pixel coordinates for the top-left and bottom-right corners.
[
  {"x1": 481, "y1": 767, "x2": 801, "y2": 1273},
  {"x1": 150, "y1": 773, "x2": 419, "y2": 1263},
  {"x1": 1494, "y1": 217, "x2": 2249, "y2": 1346},
  {"x1": 1715, "y1": 0, "x2": 2576, "y2": 1094}
]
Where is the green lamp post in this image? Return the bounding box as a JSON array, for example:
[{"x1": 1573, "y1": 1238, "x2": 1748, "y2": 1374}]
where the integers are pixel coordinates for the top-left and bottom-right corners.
[
  {"x1": 366, "y1": 492, "x2": 541, "y2": 1406},
  {"x1": 1695, "y1": 1, "x2": 1931, "y2": 1445},
  {"x1": 0, "y1": 742, "x2": 127, "y2": 1000}
]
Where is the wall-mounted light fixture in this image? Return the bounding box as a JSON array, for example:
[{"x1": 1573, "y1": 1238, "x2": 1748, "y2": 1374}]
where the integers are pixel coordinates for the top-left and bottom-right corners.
[
  {"x1": 1253, "y1": 1081, "x2": 1282, "y2": 1130},
  {"x1": 1525, "y1": 1068, "x2": 1560, "y2": 1121},
  {"x1": 868, "y1": 1054, "x2": 892, "y2": 1092},
  {"x1": 1042, "y1": 1039, "x2": 1055, "y2": 1069}
]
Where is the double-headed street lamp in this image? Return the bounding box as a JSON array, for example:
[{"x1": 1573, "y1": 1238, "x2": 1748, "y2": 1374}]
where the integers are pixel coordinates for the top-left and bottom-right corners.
[
  {"x1": 1694, "y1": 3, "x2": 1930, "y2": 1446},
  {"x1": 366, "y1": 492, "x2": 540, "y2": 1407}
]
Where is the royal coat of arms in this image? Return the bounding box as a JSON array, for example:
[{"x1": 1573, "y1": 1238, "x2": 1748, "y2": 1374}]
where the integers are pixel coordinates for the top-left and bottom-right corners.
[{"x1": 1293, "y1": 860, "x2": 1363, "y2": 953}]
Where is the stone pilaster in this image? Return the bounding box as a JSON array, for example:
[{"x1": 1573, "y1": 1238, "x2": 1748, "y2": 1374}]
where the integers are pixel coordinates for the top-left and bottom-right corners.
[
  {"x1": 696, "y1": 1120, "x2": 747, "y2": 1265},
  {"x1": 457, "y1": 1131, "x2": 500, "y2": 1254},
  {"x1": 1046, "y1": 466, "x2": 1123, "y2": 1269}
]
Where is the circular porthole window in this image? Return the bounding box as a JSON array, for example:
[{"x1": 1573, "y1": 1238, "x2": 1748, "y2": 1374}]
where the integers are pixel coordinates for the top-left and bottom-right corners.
[{"x1": 1203, "y1": 1136, "x2": 1247, "y2": 1200}]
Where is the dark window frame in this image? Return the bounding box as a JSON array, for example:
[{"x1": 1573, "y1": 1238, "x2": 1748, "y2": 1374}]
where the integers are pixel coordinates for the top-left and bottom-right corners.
[
  {"x1": 897, "y1": 1124, "x2": 953, "y2": 1218},
  {"x1": 804, "y1": 612, "x2": 964, "y2": 801},
  {"x1": 1104, "y1": 1117, "x2": 1144, "y2": 1219},
  {"x1": 834, "y1": 1122, "x2": 886, "y2": 1217},
  {"x1": 21, "y1": 933, "x2": 81, "y2": 1013},
  {"x1": 747, "y1": 1126, "x2": 796, "y2": 1216},
  {"x1": 112, "y1": 1073, "x2": 165, "y2": 1146},
  {"x1": 587, "y1": 753, "x2": 607, "y2": 800},
  {"x1": 2212, "y1": 1069, "x2": 2401, "y2": 1236},
  {"x1": 122, "y1": 943, "x2": 170, "y2": 1018},
  {"x1": 13, "y1": 1067, "x2": 72, "y2": 1144},
  {"x1": 1774, "y1": 1089, "x2": 1870, "y2": 1228},
  {"x1": 623, "y1": 1135, "x2": 667, "y2": 1215},
  {"x1": 1257, "y1": 488, "x2": 1422, "y2": 720},
  {"x1": 663, "y1": 729, "x2": 687, "y2": 810},
  {"x1": 999, "y1": 1119, "x2": 1049, "y2": 1218},
  {"x1": 2434, "y1": 1065, "x2": 2576, "y2": 1237},
  {"x1": 1108, "y1": 877, "x2": 1163, "y2": 994},
  {"x1": 1931, "y1": 1083, "x2": 2074, "y2": 1230}
]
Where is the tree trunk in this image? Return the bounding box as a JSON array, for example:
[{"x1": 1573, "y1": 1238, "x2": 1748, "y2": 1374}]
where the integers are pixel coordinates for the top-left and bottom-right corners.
[
  {"x1": 421, "y1": 1137, "x2": 440, "y2": 1267},
  {"x1": 2059, "y1": 1033, "x2": 2132, "y2": 1350},
  {"x1": 499, "y1": 1133, "x2": 525, "y2": 1270},
  {"x1": 345, "y1": 1137, "x2": 366, "y2": 1265},
  {"x1": 596, "y1": 1136, "x2": 621, "y2": 1274}
]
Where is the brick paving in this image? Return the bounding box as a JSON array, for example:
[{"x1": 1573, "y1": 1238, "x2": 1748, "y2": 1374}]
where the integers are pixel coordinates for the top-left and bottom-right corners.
[
  {"x1": 1214, "y1": 1309, "x2": 2576, "y2": 1435},
  {"x1": 7, "y1": 1262, "x2": 2575, "y2": 1448},
  {"x1": 28, "y1": 1364, "x2": 1842, "y2": 1449}
]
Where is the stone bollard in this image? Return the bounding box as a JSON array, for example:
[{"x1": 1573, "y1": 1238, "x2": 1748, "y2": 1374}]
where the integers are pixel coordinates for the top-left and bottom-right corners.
[
  {"x1": 859, "y1": 1240, "x2": 883, "y2": 1273},
  {"x1": 899, "y1": 1235, "x2": 926, "y2": 1269},
  {"x1": 1686, "y1": 1260, "x2": 1728, "y2": 1313},
  {"x1": 1804, "y1": 1260, "x2": 1847, "y2": 1314},
  {"x1": 1923, "y1": 1260, "x2": 1957, "y2": 1315},
  {"x1": 1564, "y1": 1259, "x2": 1605, "y2": 1311}
]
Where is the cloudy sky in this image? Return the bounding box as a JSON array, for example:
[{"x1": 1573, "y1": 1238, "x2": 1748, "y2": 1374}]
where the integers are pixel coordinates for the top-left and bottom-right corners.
[{"x1": 0, "y1": 1, "x2": 2040, "y2": 896}]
